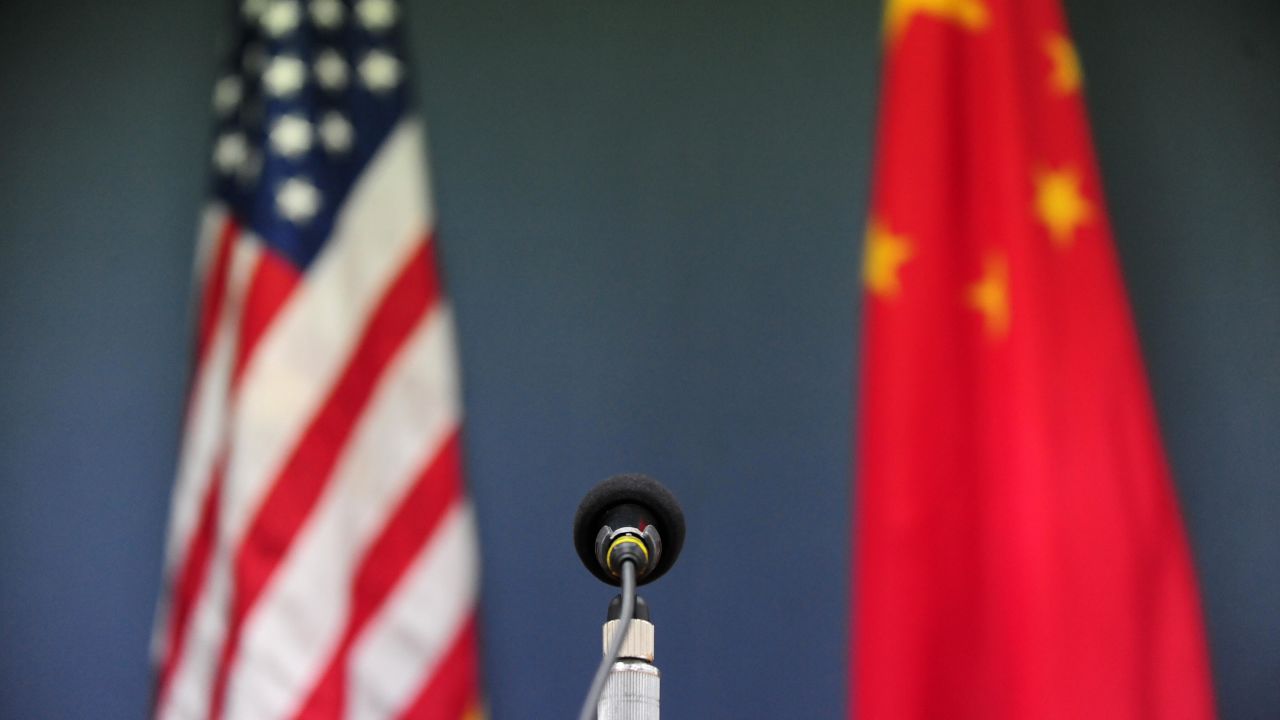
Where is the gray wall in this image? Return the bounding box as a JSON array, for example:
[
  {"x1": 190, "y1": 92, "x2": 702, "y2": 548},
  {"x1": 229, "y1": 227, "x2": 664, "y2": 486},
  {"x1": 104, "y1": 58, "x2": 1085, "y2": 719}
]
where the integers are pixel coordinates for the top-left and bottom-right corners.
[{"x1": 0, "y1": 0, "x2": 1276, "y2": 718}]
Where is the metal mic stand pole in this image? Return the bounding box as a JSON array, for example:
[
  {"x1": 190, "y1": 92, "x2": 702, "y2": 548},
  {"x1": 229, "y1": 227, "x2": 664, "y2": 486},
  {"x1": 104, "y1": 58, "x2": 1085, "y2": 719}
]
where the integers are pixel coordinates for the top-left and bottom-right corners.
[{"x1": 598, "y1": 594, "x2": 659, "y2": 720}]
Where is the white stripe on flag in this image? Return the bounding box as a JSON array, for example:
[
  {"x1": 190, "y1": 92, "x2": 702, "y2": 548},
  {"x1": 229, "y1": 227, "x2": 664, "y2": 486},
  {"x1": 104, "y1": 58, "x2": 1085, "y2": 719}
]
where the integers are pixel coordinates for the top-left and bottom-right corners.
[
  {"x1": 222, "y1": 304, "x2": 462, "y2": 720},
  {"x1": 161, "y1": 217, "x2": 246, "y2": 573},
  {"x1": 153, "y1": 232, "x2": 259, "y2": 666},
  {"x1": 154, "y1": 235, "x2": 262, "y2": 717},
  {"x1": 348, "y1": 501, "x2": 480, "y2": 720},
  {"x1": 158, "y1": 553, "x2": 231, "y2": 720}
]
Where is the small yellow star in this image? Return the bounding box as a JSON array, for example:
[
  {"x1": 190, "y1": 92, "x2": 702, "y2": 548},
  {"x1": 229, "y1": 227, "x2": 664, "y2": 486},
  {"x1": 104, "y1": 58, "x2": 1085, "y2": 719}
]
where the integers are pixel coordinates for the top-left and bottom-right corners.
[
  {"x1": 885, "y1": 0, "x2": 989, "y2": 43},
  {"x1": 1045, "y1": 34, "x2": 1083, "y2": 95},
  {"x1": 967, "y1": 253, "x2": 1009, "y2": 338},
  {"x1": 1034, "y1": 166, "x2": 1093, "y2": 247},
  {"x1": 863, "y1": 219, "x2": 913, "y2": 298}
]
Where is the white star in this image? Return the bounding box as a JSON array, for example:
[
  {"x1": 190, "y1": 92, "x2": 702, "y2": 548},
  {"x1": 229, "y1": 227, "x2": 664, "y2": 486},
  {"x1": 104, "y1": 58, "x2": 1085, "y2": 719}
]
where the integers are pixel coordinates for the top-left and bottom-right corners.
[
  {"x1": 318, "y1": 111, "x2": 354, "y2": 153},
  {"x1": 276, "y1": 177, "x2": 322, "y2": 223},
  {"x1": 309, "y1": 0, "x2": 345, "y2": 29},
  {"x1": 242, "y1": 0, "x2": 270, "y2": 21},
  {"x1": 260, "y1": 0, "x2": 302, "y2": 37},
  {"x1": 263, "y1": 55, "x2": 307, "y2": 97},
  {"x1": 355, "y1": 0, "x2": 398, "y2": 31},
  {"x1": 313, "y1": 49, "x2": 349, "y2": 92},
  {"x1": 212, "y1": 76, "x2": 242, "y2": 115},
  {"x1": 269, "y1": 114, "x2": 313, "y2": 158},
  {"x1": 242, "y1": 43, "x2": 268, "y2": 75},
  {"x1": 358, "y1": 50, "x2": 402, "y2": 94},
  {"x1": 212, "y1": 132, "x2": 248, "y2": 173}
]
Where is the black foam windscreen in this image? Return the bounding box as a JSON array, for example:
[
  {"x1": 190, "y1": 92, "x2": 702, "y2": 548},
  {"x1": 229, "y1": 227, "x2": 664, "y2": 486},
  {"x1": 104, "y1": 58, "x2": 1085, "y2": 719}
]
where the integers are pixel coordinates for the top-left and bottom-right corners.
[{"x1": 573, "y1": 474, "x2": 686, "y2": 586}]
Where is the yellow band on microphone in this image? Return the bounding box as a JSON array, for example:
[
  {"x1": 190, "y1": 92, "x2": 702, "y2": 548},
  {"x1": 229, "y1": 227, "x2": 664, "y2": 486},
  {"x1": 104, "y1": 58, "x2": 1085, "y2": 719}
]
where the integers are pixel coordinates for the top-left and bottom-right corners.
[{"x1": 605, "y1": 535, "x2": 650, "y2": 573}]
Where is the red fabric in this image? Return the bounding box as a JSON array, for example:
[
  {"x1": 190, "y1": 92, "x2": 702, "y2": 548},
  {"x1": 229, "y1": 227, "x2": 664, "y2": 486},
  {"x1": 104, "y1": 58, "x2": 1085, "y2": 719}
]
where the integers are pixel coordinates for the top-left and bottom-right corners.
[{"x1": 852, "y1": 0, "x2": 1217, "y2": 717}]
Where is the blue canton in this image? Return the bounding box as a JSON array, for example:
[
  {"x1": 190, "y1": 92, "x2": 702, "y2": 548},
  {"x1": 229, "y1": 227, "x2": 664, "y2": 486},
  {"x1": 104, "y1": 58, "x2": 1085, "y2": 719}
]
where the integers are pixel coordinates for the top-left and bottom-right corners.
[{"x1": 209, "y1": 0, "x2": 409, "y2": 269}]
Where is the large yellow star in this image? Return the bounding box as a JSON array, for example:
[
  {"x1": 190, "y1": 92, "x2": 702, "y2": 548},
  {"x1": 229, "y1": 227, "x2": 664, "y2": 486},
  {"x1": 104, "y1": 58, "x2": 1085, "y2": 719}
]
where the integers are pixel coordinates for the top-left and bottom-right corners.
[
  {"x1": 863, "y1": 219, "x2": 913, "y2": 298},
  {"x1": 885, "y1": 0, "x2": 989, "y2": 42},
  {"x1": 1045, "y1": 34, "x2": 1083, "y2": 95},
  {"x1": 967, "y1": 254, "x2": 1009, "y2": 338},
  {"x1": 1034, "y1": 166, "x2": 1093, "y2": 247}
]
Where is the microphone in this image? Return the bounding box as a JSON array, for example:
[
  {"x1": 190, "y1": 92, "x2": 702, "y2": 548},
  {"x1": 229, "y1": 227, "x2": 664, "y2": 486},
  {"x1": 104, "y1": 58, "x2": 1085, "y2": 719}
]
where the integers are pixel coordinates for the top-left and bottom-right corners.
[
  {"x1": 573, "y1": 474, "x2": 684, "y2": 720},
  {"x1": 573, "y1": 473, "x2": 686, "y2": 586}
]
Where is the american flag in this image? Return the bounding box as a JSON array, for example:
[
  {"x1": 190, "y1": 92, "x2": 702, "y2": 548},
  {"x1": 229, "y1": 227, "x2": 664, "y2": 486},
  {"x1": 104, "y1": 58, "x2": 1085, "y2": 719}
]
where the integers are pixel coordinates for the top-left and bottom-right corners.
[{"x1": 151, "y1": 0, "x2": 483, "y2": 717}]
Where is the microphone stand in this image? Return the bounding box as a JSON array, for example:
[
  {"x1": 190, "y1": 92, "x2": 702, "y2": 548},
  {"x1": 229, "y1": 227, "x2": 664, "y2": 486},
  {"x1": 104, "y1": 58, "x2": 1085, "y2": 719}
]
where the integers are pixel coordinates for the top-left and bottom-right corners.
[
  {"x1": 598, "y1": 590, "x2": 658, "y2": 719},
  {"x1": 577, "y1": 559, "x2": 660, "y2": 720}
]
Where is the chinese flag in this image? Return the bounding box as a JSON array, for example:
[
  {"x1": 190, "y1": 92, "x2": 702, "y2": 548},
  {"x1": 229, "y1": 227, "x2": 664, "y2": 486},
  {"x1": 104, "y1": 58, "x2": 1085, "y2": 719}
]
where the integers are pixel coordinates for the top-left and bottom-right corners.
[{"x1": 852, "y1": 0, "x2": 1217, "y2": 718}]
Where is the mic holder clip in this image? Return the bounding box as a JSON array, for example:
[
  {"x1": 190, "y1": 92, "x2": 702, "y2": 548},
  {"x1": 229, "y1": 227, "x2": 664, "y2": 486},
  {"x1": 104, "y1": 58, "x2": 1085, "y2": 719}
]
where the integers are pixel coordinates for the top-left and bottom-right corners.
[{"x1": 595, "y1": 525, "x2": 663, "y2": 580}]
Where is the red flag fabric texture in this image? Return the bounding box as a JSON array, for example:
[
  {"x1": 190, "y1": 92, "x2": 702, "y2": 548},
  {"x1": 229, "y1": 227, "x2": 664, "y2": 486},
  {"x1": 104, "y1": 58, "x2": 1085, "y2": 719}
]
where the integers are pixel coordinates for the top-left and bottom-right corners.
[
  {"x1": 150, "y1": 1, "x2": 484, "y2": 717},
  {"x1": 853, "y1": 0, "x2": 1216, "y2": 717}
]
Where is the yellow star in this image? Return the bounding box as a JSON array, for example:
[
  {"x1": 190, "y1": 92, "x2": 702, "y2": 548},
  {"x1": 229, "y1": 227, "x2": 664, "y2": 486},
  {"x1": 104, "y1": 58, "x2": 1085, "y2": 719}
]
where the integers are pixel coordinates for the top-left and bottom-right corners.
[
  {"x1": 1034, "y1": 166, "x2": 1093, "y2": 247},
  {"x1": 967, "y1": 253, "x2": 1009, "y2": 338},
  {"x1": 863, "y1": 219, "x2": 913, "y2": 298},
  {"x1": 885, "y1": 0, "x2": 989, "y2": 43},
  {"x1": 1045, "y1": 34, "x2": 1083, "y2": 95}
]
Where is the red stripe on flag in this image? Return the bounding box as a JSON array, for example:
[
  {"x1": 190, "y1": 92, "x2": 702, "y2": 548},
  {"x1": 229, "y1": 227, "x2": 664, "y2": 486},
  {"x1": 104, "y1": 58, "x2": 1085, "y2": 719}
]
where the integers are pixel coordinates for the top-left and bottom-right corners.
[
  {"x1": 193, "y1": 220, "x2": 239, "y2": 370},
  {"x1": 209, "y1": 238, "x2": 442, "y2": 719},
  {"x1": 153, "y1": 462, "x2": 224, "y2": 711},
  {"x1": 397, "y1": 615, "x2": 482, "y2": 720},
  {"x1": 292, "y1": 431, "x2": 465, "y2": 719},
  {"x1": 233, "y1": 249, "x2": 301, "y2": 386}
]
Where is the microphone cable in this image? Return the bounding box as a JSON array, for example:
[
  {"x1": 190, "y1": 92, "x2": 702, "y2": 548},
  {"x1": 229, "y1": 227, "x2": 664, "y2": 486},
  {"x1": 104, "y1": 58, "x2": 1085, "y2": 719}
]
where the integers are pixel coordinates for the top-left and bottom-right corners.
[{"x1": 576, "y1": 558, "x2": 637, "y2": 720}]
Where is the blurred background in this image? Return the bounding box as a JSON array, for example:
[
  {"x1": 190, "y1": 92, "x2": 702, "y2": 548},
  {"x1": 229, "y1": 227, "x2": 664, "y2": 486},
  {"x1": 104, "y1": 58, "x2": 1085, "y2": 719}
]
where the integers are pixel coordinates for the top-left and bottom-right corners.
[{"x1": 0, "y1": 0, "x2": 1277, "y2": 717}]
